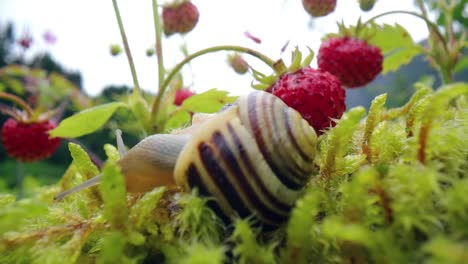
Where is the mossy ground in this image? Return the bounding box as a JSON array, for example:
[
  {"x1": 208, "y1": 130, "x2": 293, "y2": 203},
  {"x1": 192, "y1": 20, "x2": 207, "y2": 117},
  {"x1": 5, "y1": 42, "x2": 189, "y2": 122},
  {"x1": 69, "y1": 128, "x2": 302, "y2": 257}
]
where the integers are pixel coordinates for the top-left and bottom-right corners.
[{"x1": 0, "y1": 83, "x2": 467, "y2": 263}]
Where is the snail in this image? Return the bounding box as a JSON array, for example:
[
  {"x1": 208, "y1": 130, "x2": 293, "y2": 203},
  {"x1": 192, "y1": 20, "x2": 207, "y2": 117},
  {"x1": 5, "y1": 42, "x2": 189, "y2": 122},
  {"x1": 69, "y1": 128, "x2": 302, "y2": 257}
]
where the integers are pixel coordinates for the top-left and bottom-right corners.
[{"x1": 54, "y1": 91, "x2": 318, "y2": 228}]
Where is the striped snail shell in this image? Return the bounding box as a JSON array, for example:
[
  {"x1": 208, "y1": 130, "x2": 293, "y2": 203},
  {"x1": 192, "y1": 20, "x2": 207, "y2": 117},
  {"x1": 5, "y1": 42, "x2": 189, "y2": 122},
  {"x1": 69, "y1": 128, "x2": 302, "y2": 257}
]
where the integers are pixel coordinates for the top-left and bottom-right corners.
[
  {"x1": 54, "y1": 91, "x2": 318, "y2": 228},
  {"x1": 174, "y1": 91, "x2": 318, "y2": 227}
]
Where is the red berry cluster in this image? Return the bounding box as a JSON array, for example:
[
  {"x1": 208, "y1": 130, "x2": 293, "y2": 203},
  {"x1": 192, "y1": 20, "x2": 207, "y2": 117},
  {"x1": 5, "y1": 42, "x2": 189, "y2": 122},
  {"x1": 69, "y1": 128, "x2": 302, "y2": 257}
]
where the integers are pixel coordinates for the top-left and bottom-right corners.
[
  {"x1": 162, "y1": 1, "x2": 199, "y2": 36},
  {"x1": 302, "y1": 0, "x2": 337, "y2": 17},
  {"x1": 174, "y1": 89, "x2": 196, "y2": 106},
  {"x1": 318, "y1": 37, "x2": 383, "y2": 88},
  {"x1": 1, "y1": 118, "x2": 61, "y2": 162}
]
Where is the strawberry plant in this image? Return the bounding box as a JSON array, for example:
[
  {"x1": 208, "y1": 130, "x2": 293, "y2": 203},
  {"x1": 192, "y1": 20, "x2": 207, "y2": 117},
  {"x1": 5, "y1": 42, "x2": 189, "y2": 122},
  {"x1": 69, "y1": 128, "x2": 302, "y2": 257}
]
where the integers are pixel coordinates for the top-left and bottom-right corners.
[{"x1": 0, "y1": 0, "x2": 467, "y2": 263}]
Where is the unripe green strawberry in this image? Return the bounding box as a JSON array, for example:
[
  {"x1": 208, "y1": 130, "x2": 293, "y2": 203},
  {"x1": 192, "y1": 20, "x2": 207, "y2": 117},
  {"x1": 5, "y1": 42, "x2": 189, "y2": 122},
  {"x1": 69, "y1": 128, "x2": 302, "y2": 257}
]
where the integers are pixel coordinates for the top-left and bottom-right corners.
[
  {"x1": 228, "y1": 53, "x2": 249, "y2": 74},
  {"x1": 318, "y1": 37, "x2": 383, "y2": 88},
  {"x1": 162, "y1": 0, "x2": 199, "y2": 36},
  {"x1": 268, "y1": 67, "x2": 346, "y2": 134},
  {"x1": 110, "y1": 44, "x2": 122, "y2": 56},
  {"x1": 1, "y1": 118, "x2": 61, "y2": 162},
  {"x1": 302, "y1": 0, "x2": 337, "y2": 17},
  {"x1": 358, "y1": 0, "x2": 377, "y2": 11}
]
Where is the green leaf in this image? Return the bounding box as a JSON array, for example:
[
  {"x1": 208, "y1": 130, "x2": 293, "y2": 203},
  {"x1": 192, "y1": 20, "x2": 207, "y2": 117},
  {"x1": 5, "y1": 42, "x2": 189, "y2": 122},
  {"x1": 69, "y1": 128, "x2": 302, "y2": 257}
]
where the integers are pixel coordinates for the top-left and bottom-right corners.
[
  {"x1": 453, "y1": 56, "x2": 468, "y2": 74},
  {"x1": 128, "y1": 91, "x2": 151, "y2": 131},
  {"x1": 368, "y1": 24, "x2": 416, "y2": 53},
  {"x1": 49, "y1": 102, "x2": 127, "y2": 138},
  {"x1": 100, "y1": 160, "x2": 128, "y2": 230},
  {"x1": 383, "y1": 46, "x2": 422, "y2": 74},
  {"x1": 68, "y1": 143, "x2": 99, "y2": 180},
  {"x1": 181, "y1": 89, "x2": 237, "y2": 113},
  {"x1": 367, "y1": 24, "x2": 423, "y2": 74},
  {"x1": 164, "y1": 110, "x2": 192, "y2": 132}
]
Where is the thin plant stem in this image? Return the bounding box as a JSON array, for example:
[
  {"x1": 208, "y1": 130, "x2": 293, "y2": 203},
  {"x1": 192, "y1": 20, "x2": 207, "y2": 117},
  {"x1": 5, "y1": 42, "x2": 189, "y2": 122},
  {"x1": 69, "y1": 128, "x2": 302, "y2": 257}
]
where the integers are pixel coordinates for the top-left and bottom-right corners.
[
  {"x1": 112, "y1": 0, "x2": 141, "y2": 94},
  {"x1": 16, "y1": 161, "x2": 24, "y2": 200},
  {"x1": 152, "y1": 0, "x2": 165, "y2": 90},
  {"x1": 149, "y1": 45, "x2": 277, "y2": 126},
  {"x1": 0, "y1": 91, "x2": 33, "y2": 117}
]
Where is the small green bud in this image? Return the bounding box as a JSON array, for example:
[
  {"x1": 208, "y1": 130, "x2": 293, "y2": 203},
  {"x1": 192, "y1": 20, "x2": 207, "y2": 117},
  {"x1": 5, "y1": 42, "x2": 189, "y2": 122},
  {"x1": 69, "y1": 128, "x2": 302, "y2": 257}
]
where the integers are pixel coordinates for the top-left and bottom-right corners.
[
  {"x1": 110, "y1": 44, "x2": 122, "y2": 56},
  {"x1": 228, "y1": 53, "x2": 249, "y2": 75}
]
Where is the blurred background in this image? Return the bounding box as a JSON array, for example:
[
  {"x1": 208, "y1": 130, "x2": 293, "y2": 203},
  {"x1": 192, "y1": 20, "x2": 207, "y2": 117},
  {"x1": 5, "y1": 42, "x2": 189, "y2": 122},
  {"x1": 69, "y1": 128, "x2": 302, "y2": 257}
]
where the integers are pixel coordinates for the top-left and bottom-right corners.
[{"x1": 0, "y1": 0, "x2": 467, "y2": 194}]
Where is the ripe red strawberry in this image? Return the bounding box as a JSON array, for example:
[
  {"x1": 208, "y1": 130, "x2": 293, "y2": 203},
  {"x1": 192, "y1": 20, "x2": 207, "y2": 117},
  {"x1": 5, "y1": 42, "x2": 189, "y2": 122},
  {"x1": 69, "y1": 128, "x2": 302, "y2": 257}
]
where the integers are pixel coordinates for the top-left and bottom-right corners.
[
  {"x1": 302, "y1": 0, "x2": 337, "y2": 17},
  {"x1": 317, "y1": 37, "x2": 383, "y2": 88},
  {"x1": 174, "y1": 89, "x2": 196, "y2": 106},
  {"x1": 162, "y1": 1, "x2": 199, "y2": 36},
  {"x1": 268, "y1": 67, "x2": 346, "y2": 134},
  {"x1": 1, "y1": 118, "x2": 61, "y2": 162}
]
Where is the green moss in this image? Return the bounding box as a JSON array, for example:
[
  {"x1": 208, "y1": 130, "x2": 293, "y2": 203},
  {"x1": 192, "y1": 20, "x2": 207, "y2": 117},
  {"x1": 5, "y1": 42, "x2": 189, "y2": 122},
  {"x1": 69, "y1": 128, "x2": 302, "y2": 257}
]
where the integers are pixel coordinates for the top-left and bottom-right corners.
[{"x1": 0, "y1": 84, "x2": 467, "y2": 263}]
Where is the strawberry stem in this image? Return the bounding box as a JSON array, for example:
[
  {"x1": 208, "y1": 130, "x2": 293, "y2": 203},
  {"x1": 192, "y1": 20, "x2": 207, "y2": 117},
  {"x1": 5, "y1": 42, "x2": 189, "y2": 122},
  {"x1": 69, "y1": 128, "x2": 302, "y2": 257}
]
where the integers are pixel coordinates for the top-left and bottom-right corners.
[
  {"x1": 112, "y1": 0, "x2": 141, "y2": 95},
  {"x1": 152, "y1": 0, "x2": 166, "y2": 92},
  {"x1": 149, "y1": 45, "x2": 276, "y2": 129},
  {"x1": 16, "y1": 161, "x2": 24, "y2": 200},
  {"x1": 0, "y1": 91, "x2": 33, "y2": 118}
]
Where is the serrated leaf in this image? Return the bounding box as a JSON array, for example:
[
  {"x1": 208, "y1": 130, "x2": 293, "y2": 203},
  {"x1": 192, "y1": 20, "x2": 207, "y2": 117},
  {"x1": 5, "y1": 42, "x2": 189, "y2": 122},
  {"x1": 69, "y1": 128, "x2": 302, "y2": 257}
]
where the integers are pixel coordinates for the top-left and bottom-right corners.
[
  {"x1": 49, "y1": 102, "x2": 127, "y2": 138},
  {"x1": 368, "y1": 24, "x2": 416, "y2": 53},
  {"x1": 367, "y1": 24, "x2": 423, "y2": 74},
  {"x1": 100, "y1": 160, "x2": 128, "y2": 230},
  {"x1": 181, "y1": 89, "x2": 237, "y2": 113},
  {"x1": 128, "y1": 187, "x2": 166, "y2": 230},
  {"x1": 383, "y1": 46, "x2": 422, "y2": 74},
  {"x1": 68, "y1": 142, "x2": 99, "y2": 180}
]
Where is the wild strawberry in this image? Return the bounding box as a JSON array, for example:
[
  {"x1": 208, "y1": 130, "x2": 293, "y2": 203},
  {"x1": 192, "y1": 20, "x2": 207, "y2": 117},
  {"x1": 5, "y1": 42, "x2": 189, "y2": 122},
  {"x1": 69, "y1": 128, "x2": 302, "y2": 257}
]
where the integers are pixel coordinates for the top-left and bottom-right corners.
[
  {"x1": 228, "y1": 53, "x2": 249, "y2": 74},
  {"x1": 358, "y1": 0, "x2": 377, "y2": 11},
  {"x1": 18, "y1": 36, "x2": 33, "y2": 49},
  {"x1": 174, "y1": 89, "x2": 196, "y2": 106},
  {"x1": 110, "y1": 44, "x2": 122, "y2": 56},
  {"x1": 162, "y1": 0, "x2": 199, "y2": 36},
  {"x1": 1, "y1": 118, "x2": 61, "y2": 162},
  {"x1": 268, "y1": 67, "x2": 346, "y2": 134},
  {"x1": 302, "y1": 0, "x2": 337, "y2": 17},
  {"x1": 317, "y1": 37, "x2": 383, "y2": 88}
]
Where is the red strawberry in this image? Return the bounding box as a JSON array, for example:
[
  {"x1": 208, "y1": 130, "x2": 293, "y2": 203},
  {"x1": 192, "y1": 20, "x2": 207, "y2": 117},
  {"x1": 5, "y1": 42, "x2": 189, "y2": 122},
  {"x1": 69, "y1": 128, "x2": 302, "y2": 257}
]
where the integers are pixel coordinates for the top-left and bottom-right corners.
[
  {"x1": 162, "y1": 1, "x2": 199, "y2": 36},
  {"x1": 302, "y1": 0, "x2": 337, "y2": 17},
  {"x1": 317, "y1": 37, "x2": 383, "y2": 88},
  {"x1": 18, "y1": 36, "x2": 33, "y2": 49},
  {"x1": 174, "y1": 89, "x2": 196, "y2": 106},
  {"x1": 268, "y1": 67, "x2": 346, "y2": 134},
  {"x1": 1, "y1": 118, "x2": 61, "y2": 162}
]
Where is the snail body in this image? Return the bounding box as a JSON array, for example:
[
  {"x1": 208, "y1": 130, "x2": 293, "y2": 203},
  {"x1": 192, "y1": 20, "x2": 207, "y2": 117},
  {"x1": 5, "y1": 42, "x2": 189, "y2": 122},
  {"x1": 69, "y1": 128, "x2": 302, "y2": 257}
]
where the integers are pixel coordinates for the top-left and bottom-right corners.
[{"x1": 55, "y1": 91, "x2": 318, "y2": 228}]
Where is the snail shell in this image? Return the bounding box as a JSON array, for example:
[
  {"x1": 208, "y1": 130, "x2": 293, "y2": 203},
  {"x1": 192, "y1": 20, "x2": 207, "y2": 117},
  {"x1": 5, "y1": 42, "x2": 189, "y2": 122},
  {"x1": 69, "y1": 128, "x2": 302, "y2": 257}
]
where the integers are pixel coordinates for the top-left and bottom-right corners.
[
  {"x1": 174, "y1": 91, "x2": 318, "y2": 227},
  {"x1": 54, "y1": 91, "x2": 318, "y2": 228}
]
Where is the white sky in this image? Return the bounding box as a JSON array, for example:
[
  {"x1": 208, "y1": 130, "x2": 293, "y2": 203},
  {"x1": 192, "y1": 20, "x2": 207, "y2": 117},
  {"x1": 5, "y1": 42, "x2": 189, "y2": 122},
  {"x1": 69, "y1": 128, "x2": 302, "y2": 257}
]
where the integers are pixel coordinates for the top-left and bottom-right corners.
[{"x1": 0, "y1": 0, "x2": 431, "y2": 96}]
